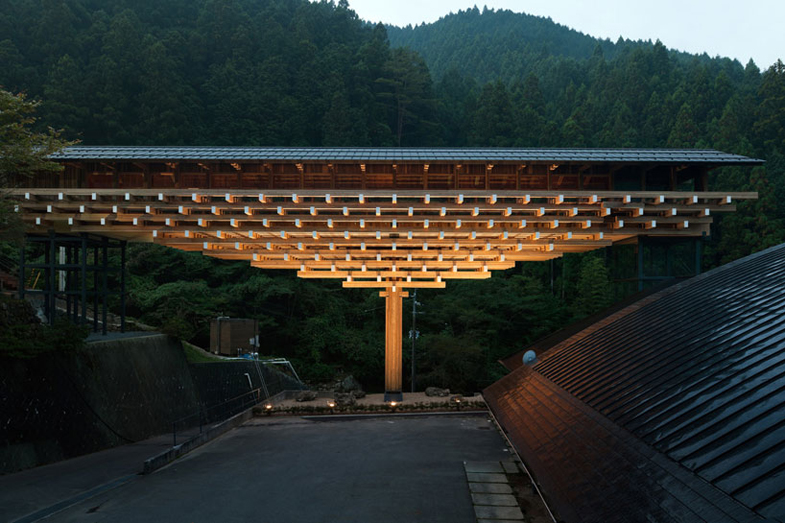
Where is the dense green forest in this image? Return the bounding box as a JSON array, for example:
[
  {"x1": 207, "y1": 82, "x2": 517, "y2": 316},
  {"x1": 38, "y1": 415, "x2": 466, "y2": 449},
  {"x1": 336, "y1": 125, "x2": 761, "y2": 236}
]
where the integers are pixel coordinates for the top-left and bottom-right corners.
[{"x1": 2, "y1": 0, "x2": 784, "y2": 391}]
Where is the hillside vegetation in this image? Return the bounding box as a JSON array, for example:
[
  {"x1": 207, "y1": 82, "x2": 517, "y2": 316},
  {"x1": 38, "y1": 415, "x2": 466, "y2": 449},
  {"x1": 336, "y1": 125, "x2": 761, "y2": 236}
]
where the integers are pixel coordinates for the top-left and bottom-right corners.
[{"x1": 1, "y1": 0, "x2": 784, "y2": 390}]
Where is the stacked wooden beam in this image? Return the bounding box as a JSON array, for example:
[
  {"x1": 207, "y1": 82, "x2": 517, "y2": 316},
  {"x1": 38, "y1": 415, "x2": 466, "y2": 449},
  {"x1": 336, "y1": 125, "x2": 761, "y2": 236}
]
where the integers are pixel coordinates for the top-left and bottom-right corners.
[{"x1": 14, "y1": 188, "x2": 751, "y2": 289}]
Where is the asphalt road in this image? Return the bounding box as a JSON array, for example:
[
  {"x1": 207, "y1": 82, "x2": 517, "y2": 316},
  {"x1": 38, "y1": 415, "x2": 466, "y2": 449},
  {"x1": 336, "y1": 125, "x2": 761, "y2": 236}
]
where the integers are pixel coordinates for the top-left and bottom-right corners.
[
  {"x1": 42, "y1": 414, "x2": 510, "y2": 523},
  {"x1": 1, "y1": 434, "x2": 173, "y2": 523}
]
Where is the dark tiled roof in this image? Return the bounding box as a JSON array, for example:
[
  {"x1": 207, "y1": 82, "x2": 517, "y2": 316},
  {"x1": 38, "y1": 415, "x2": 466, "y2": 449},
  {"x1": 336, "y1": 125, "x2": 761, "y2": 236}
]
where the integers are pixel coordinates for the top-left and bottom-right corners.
[
  {"x1": 50, "y1": 146, "x2": 764, "y2": 164},
  {"x1": 499, "y1": 279, "x2": 683, "y2": 371},
  {"x1": 485, "y1": 368, "x2": 764, "y2": 523},
  {"x1": 485, "y1": 243, "x2": 785, "y2": 522}
]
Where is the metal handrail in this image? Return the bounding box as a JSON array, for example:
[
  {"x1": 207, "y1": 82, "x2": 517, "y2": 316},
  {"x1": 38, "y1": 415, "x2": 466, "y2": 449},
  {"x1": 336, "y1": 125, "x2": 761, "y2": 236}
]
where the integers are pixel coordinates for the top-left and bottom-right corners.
[
  {"x1": 0, "y1": 252, "x2": 17, "y2": 275},
  {"x1": 0, "y1": 253, "x2": 44, "y2": 290},
  {"x1": 229, "y1": 356, "x2": 304, "y2": 384},
  {"x1": 172, "y1": 387, "x2": 262, "y2": 446}
]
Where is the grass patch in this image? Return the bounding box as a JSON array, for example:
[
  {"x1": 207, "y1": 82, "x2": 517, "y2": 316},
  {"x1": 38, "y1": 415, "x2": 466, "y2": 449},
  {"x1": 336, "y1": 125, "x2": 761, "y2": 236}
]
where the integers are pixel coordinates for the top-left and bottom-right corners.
[{"x1": 182, "y1": 341, "x2": 224, "y2": 363}]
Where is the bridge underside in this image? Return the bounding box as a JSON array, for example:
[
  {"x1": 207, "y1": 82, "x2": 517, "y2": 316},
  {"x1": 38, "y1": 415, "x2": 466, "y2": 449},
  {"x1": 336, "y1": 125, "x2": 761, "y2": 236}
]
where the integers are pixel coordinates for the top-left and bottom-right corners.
[
  {"x1": 14, "y1": 187, "x2": 745, "y2": 397},
  {"x1": 16, "y1": 188, "x2": 740, "y2": 283},
  {"x1": 11, "y1": 147, "x2": 761, "y2": 398}
]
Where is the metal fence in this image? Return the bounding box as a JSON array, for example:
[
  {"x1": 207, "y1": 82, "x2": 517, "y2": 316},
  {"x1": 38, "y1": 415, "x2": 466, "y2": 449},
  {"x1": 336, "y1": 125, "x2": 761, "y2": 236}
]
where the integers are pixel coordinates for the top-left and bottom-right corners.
[{"x1": 171, "y1": 387, "x2": 262, "y2": 446}]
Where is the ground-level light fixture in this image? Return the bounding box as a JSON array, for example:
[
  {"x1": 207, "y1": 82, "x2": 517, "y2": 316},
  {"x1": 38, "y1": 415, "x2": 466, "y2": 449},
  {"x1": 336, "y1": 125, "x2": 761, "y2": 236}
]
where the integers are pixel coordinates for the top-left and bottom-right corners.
[
  {"x1": 327, "y1": 401, "x2": 336, "y2": 408},
  {"x1": 264, "y1": 403, "x2": 273, "y2": 416}
]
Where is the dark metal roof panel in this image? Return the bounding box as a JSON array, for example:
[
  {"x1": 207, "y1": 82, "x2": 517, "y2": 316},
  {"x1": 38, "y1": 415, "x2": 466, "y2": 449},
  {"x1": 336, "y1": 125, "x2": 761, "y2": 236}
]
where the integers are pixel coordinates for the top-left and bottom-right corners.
[
  {"x1": 50, "y1": 146, "x2": 764, "y2": 164},
  {"x1": 483, "y1": 366, "x2": 764, "y2": 523},
  {"x1": 500, "y1": 279, "x2": 682, "y2": 371},
  {"x1": 533, "y1": 243, "x2": 785, "y2": 520}
]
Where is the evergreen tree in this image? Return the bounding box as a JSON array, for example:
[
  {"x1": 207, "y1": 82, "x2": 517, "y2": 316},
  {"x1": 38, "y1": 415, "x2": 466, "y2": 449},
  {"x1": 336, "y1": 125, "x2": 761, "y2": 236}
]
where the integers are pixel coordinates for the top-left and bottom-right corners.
[
  {"x1": 711, "y1": 168, "x2": 784, "y2": 264},
  {"x1": 376, "y1": 47, "x2": 437, "y2": 146},
  {"x1": 323, "y1": 90, "x2": 367, "y2": 146},
  {"x1": 469, "y1": 81, "x2": 516, "y2": 146},
  {"x1": 755, "y1": 60, "x2": 785, "y2": 156},
  {"x1": 0, "y1": 90, "x2": 75, "y2": 240},
  {"x1": 434, "y1": 68, "x2": 476, "y2": 146},
  {"x1": 42, "y1": 54, "x2": 88, "y2": 139},
  {"x1": 136, "y1": 37, "x2": 202, "y2": 145},
  {"x1": 667, "y1": 103, "x2": 700, "y2": 147},
  {"x1": 574, "y1": 256, "x2": 613, "y2": 318}
]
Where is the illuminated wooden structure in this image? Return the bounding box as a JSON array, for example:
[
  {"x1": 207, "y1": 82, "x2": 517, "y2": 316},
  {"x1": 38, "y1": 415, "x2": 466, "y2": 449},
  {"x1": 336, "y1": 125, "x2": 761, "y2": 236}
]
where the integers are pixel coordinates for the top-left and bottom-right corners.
[{"x1": 11, "y1": 147, "x2": 762, "y2": 400}]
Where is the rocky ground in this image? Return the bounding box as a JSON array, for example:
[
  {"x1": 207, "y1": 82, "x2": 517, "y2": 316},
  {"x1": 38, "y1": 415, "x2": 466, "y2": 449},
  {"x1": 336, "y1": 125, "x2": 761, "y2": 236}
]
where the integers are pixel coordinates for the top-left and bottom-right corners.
[{"x1": 275, "y1": 391, "x2": 485, "y2": 409}]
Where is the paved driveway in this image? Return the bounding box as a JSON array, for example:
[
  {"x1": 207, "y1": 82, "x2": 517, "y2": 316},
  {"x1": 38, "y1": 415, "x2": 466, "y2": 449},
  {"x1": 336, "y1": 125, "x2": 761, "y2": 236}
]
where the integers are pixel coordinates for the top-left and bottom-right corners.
[{"x1": 46, "y1": 414, "x2": 511, "y2": 523}]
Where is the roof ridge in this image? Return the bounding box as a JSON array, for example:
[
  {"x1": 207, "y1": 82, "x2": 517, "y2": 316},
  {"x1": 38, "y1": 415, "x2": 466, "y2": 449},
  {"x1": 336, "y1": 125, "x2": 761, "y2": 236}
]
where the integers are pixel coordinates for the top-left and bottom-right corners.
[{"x1": 49, "y1": 146, "x2": 765, "y2": 164}]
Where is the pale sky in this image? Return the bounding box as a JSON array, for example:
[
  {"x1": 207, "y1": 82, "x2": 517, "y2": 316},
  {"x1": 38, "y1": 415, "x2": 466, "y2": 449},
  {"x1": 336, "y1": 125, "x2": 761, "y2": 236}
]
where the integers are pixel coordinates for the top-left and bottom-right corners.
[{"x1": 339, "y1": 0, "x2": 783, "y2": 68}]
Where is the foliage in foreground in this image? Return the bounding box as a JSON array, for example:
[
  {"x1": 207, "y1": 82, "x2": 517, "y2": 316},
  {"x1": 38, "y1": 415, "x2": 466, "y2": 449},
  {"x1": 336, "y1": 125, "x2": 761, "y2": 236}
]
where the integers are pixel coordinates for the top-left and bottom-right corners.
[
  {"x1": 181, "y1": 341, "x2": 225, "y2": 363},
  {"x1": 0, "y1": 89, "x2": 75, "y2": 242},
  {"x1": 0, "y1": 296, "x2": 88, "y2": 359}
]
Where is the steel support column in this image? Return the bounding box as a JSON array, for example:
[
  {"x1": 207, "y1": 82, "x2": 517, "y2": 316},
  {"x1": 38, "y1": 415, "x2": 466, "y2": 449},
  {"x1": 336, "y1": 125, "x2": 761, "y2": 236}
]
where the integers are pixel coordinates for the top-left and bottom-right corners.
[
  {"x1": 81, "y1": 234, "x2": 88, "y2": 326},
  {"x1": 101, "y1": 237, "x2": 108, "y2": 336},
  {"x1": 18, "y1": 242, "x2": 25, "y2": 301},
  {"x1": 120, "y1": 241, "x2": 127, "y2": 333},
  {"x1": 637, "y1": 237, "x2": 645, "y2": 292},
  {"x1": 48, "y1": 230, "x2": 56, "y2": 325},
  {"x1": 18, "y1": 233, "x2": 132, "y2": 334},
  {"x1": 66, "y1": 242, "x2": 73, "y2": 320},
  {"x1": 92, "y1": 244, "x2": 98, "y2": 332}
]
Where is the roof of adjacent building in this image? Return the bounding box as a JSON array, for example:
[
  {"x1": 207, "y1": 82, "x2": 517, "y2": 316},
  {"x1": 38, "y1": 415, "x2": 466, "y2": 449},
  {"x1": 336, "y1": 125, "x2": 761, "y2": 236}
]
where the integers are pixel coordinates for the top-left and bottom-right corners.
[
  {"x1": 51, "y1": 146, "x2": 764, "y2": 164},
  {"x1": 484, "y1": 243, "x2": 785, "y2": 523}
]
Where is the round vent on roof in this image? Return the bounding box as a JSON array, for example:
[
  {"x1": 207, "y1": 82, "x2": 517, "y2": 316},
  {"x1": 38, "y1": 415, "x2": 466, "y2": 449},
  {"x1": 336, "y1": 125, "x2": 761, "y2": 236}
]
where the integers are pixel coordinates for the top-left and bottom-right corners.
[{"x1": 523, "y1": 350, "x2": 537, "y2": 365}]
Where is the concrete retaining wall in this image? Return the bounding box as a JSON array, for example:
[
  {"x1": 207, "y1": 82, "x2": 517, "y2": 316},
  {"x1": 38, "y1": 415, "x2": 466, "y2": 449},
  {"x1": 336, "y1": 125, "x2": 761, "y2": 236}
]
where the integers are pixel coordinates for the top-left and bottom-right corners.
[
  {"x1": 0, "y1": 334, "x2": 200, "y2": 473},
  {"x1": 67, "y1": 335, "x2": 202, "y2": 442},
  {"x1": 188, "y1": 361, "x2": 305, "y2": 423},
  {"x1": 0, "y1": 334, "x2": 304, "y2": 474}
]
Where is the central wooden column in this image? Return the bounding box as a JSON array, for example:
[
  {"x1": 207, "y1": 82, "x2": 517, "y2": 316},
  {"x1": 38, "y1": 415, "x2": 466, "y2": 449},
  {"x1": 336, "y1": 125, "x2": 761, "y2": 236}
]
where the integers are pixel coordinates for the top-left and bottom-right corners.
[{"x1": 380, "y1": 288, "x2": 408, "y2": 402}]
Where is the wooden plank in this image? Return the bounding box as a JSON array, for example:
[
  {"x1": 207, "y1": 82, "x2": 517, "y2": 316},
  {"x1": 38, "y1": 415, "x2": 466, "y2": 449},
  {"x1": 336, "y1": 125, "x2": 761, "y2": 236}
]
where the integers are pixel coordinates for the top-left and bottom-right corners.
[
  {"x1": 16, "y1": 196, "x2": 750, "y2": 214},
  {"x1": 59, "y1": 224, "x2": 713, "y2": 240},
  {"x1": 14, "y1": 185, "x2": 745, "y2": 286},
  {"x1": 9, "y1": 188, "x2": 760, "y2": 200},
  {"x1": 343, "y1": 281, "x2": 444, "y2": 289}
]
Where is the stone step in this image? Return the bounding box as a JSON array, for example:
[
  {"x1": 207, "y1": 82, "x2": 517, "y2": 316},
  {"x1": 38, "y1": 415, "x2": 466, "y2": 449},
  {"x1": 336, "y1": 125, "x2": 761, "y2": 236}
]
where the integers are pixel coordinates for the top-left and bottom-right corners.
[
  {"x1": 475, "y1": 505, "x2": 525, "y2": 520},
  {"x1": 464, "y1": 461, "x2": 524, "y2": 521},
  {"x1": 465, "y1": 461, "x2": 504, "y2": 473},
  {"x1": 467, "y1": 472, "x2": 507, "y2": 483},
  {"x1": 471, "y1": 493, "x2": 519, "y2": 506},
  {"x1": 469, "y1": 482, "x2": 513, "y2": 494}
]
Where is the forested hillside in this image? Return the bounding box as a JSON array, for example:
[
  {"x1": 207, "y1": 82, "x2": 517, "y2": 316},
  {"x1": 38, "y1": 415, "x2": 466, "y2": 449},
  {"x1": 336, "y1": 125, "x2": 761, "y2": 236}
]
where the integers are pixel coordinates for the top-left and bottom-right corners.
[
  {"x1": 386, "y1": 7, "x2": 721, "y2": 84},
  {"x1": 0, "y1": 0, "x2": 438, "y2": 146},
  {"x1": 387, "y1": 6, "x2": 637, "y2": 83},
  {"x1": 2, "y1": 0, "x2": 784, "y2": 391}
]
